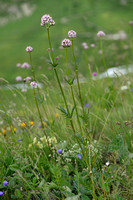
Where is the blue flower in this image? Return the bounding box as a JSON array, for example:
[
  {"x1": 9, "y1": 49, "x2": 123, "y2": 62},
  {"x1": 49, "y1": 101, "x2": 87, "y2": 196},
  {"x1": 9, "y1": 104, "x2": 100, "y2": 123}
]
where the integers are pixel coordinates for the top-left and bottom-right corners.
[
  {"x1": 58, "y1": 149, "x2": 62, "y2": 154},
  {"x1": 0, "y1": 191, "x2": 3, "y2": 196},
  {"x1": 3, "y1": 180, "x2": 8, "y2": 186},
  {"x1": 18, "y1": 139, "x2": 22, "y2": 141},
  {"x1": 77, "y1": 154, "x2": 81, "y2": 159},
  {"x1": 85, "y1": 103, "x2": 89, "y2": 107}
]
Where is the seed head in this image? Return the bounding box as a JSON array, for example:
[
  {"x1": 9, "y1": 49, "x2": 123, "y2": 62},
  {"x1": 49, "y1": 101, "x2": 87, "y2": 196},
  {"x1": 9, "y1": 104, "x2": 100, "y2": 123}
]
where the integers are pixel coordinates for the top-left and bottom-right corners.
[
  {"x1": 68, "y1": 30, "x2": 76, "y2": 38},
  {"x1": 61, "y1": 38, "x2": 72, "y2": 47}
]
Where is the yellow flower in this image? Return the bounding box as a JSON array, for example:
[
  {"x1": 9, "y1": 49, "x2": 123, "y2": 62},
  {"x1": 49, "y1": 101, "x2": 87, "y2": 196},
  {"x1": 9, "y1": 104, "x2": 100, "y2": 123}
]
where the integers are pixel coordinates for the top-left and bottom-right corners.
[
  {"x1": 37, "y1": 141, "x2": 43, "y2": 149},
  {"x1": 2, "y1": 129, "x2": 6, "y2": 135},
  {"x1": 28, "y1": 144, "x2": 32, "y2": 148},
  {"x1": 55, "y1": 113, "x2": 59, "y2": 118},
  {"x1": 29, "y1": 121, "x2": 34, "y2": 126},
  {"x1": 14, "y1": 128, "x2": 17, "y2": 132},
  {"x1": 21, "y1": 122, "x2": 26, "y2": 128},
  {"x1": 8, "y1": 127, "x2": 11, "y2": 132}
]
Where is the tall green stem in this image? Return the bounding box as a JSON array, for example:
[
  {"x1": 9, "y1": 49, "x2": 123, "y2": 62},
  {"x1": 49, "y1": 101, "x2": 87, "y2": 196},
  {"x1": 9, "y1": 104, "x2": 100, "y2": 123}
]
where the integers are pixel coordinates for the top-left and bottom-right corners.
[
  {"x1": 71, "y1": 39, "x2": 85, "y2": 116},
  {"x1": 100, "y1": 39, "x2": 107, "y2": 71}
]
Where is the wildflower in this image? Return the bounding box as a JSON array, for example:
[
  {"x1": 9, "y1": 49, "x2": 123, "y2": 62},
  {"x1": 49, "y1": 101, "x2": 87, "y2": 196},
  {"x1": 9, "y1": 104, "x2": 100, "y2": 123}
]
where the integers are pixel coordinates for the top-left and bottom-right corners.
[
  {"x1": 90, "y1": 43, "x2": 95, "y2": 48},
  {"x1": 25, "y1": 77, "x2": 32, "y2": 82},
  {"x1": 30, "y1": 81, "x2": 38, "y2": 88},
  {"x1": 61, "y1": 38, "x2": 72, "y2": 47},
  {"x1": 21, "y1": 62, "x2": 30, "y2": 69},
  {"x1": 16, "y1": 63, "x2": 21, "y2": 67},
  {"x1": 55, "y1": 113, "x2": 59, "y2": 118},
  {"x1": 28, "y1": 144, "x2": 32, "y2": 148},
  {"x1": 18, "y1": 139, "x2": 22, "y2": 141},
  {"x1": 21, "y1": 122, "x2": 26, "y2": 127},
  {"x1": 14, "y1": 128, "x2": 16, "y2": 132},
  {"x1": 29, "y1": 121, "x2": 34, "y2": 126},
  {"x1": 37, "y1": 141, "x2": 43, "y2": 149},
  {"x1": 0, "y1": 191, "x2": 3, "y2": 196},
  {"x1": 21, "y1": 88, "x2": 27, "y2": 93},
  {"x1": 77, "y1": 154, "x2": 81, "y2": 159},
  {"x1": 97, "y1": 31, "x2": 105, "y2": 37},
  {"x1": 8, "y1": 127, "x2": 11, "y2": 131},
  {"x1": 33, "y1": 137, "x2": 37, "y2": 144},
  {"x1": 85, "y1": 103, "x2": 89, "y2": 108},
  {"x1": 68, "y1": 30, "x2": 76, "y2": 38},
  {"x1": 16, "y1": 76, "x2": 22, "y2": 82},
  {"x1": 129, "y1": 21, "x2": 133, "y2": 25},
  {"x1": 58, "y1": 149, "x2": 62, "y2": 154},
  {"x1": 121, "y1": 85, "x2": 129, "y2": 90},
  {"x1": 43, "y1": 121, "x2": 48, "y2": 128},
  {"x1": 41, "y1": 14, "x2": 55, "y2": 27},
  {"x1": 56, "y1": 56, "x2": 59, "y2": 60},
  {"x1": 3, "y1": 180, "x2": 8, "y2": 186},
  {"x1": 82, "y1": 42, "x2": 88, "y2": 50},
  {"x1": 106, "y1": 161, "x2": 109, "y2": 166},
  {"x1": 26, "y1": 46, "x2": 33, "y2": 52},
  {"x1": 2, "y1": 129, "x2": 6, "y2": 135},
  {"x1": 92, "y1": 72, "x2": 97, "y2": 76}
]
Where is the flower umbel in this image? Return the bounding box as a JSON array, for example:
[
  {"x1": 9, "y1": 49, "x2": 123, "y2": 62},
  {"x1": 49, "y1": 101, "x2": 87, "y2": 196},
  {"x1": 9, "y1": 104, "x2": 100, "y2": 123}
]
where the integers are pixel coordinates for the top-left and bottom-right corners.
[
  {"x1": 68, "y1": 30, "x2": 76, "y2": 38},
  {"x1": 30, "y1": 81, "x2": 38, "y2": 88},
  {"x1": 97, "y1": 31, "x2": 105, "y2": 37},
  {"x1": 26, "y1": 46, "x2": 33, "y2": 52},
  {"x1": 41, "y1": 14, "x2": 55, "y2": 27},
  {"x1": 61, "y1": 38, "x2": 72, "y2": 47}
]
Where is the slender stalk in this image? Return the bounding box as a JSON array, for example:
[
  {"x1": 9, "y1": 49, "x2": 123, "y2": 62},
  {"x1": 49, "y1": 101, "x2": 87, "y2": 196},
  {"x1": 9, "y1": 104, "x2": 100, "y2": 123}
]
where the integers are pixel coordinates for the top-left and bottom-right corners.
[
  {"x1": 100, "y1": 39, "x2": 107, "y2": 71},
  {"x1": 29, "y1": 53, "x2": 52, "y2": 156},
  {"x1": 65, "y1": 48, "x2": 71, "y2": 80},
  {"x1": 71, "y1": 39, "x2": 85, "y2": 116},
  {"x1": 47, "y1": 26, "x2": 54, "y2": 64}
]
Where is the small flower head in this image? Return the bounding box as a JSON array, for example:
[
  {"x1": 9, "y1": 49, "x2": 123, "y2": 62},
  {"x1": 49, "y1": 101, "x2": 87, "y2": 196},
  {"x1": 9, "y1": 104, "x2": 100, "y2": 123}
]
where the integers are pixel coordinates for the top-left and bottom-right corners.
[
  {"x1": 77, "y1": 154, "x2": 81, "y2": 159},
  {"x1": 90, "y1": 43, "x2": 95, "y2": 48},
  {"x1": 21, "y1": 88, "x2": 27, "y2": 93},
  {"x1": 30, "y1": 81, "x2": 38, "y2": 88},
  {"x1": 56, "y1": 56, "x2": 59, "y2": 60},
  {"x1": 55, "y1": 113, "x2": 59, "y2": 118},
  {"x1": 16, "y1": 76, "x2": 22, "y2": 82},
  {"x1": 18, "y1": 139, "x2": 22, "y2": 141},
  {"x1": 92, "y1": 72, "x2": 97, "y2": 76},
  {"x1": 26, "y1": 46, "x2": 33, "y2": 52},
  {"x1": 21, "y1": 62, "x2": 30, "y2": 69},
  {"x1": 129, "y1": 21, "x2": 133, "y2": 25},
  {"x1": 16, "y1": 63, "x2": 21, "y2": 67},
  {"x1": 0, "y1": 191, "x2": 3, "y2": 196},
  {"x1": 85, "y1": 103, "x2": 89, "y2": 108},
  {"x1": 29, "y1": 121, "x2": 34, "y2": 126},
  {"x1": 61, "y1": 38, "x2": 72, "y2": 47},
  {"x1": 2, "y1": 129, "x2": 6, "y2": 135},
  {"x1": 68, "y1": 30, "x2": 76, "y2": 38},
  {"x1": 41, "y1": 14, "x2": 55, "y2": 27},
  {"x1": 97, "y1": 31, "x2": 105, "y2": 37},
  {"x1": 82, "y1": 42, "x2": 88, "y2": 50},
  {"x1": 3, "y1": 180, "x2": 8, "y2": 186},
  {"x1": 21, "y1": 122, "x2": 26, "y2": 128},
  {"x1": 25, "y1": 76, "x2": 31, "y2": 82},
  {"x1": 58, "y1": 149, "x2": 62, "y2": 154},
  {"x1": 106, "y1": 161, "x2": 109, "y2": 166}
]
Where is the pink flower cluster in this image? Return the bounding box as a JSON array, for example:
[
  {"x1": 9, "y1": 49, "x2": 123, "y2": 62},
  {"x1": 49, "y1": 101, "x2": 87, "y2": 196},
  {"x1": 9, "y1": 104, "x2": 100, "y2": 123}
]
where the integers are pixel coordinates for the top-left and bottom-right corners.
[
  {"x1": 21, "y1": 62, "x2": 30, "y2": 69},
  {"x1": 68, "y1": 30, "x2": 76, "y2": 38},
  {"x1": 16, "y1": 63, "x2": 21, "y2": 68},
  {"x1": 41, "y1": 14, "x2": 55, "y2": 27},
  {"x1": 82, "y1": 42, "x2": 88, "y2": 50},
  {"x1": 61, "y1": 39, "x2": 72, "y2": 47},
  {"x1": 97, "y1": 31, "x2": 105, "y2": 37},
  {"x1": 129, "y1": 21, "x2": 133, "y2": 25},
  {"x1": 26, "y1": 46, "x2": 33, "y2": 52},
  {"x1": 16, "y1": 76, "x2": 22, "y2": 82},
  {"x1": 30, "y1": 81, "x2": 38, "y2": 88}
]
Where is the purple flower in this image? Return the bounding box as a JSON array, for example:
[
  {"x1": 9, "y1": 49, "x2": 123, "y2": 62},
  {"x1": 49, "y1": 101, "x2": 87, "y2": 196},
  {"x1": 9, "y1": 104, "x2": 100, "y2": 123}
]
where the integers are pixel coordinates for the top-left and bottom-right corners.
[
  {"x1": 0, "y1": 191, "x2": 3, "y2": 196},
  {"x1": 25, "y1": 76, "x2": 31, "y2": 82},
  {"x1": 30, "y1": 81, "x2": 38, "y2": 88},
  {"x1": 58, "y1": 149, "x2": 62, "y2": 154},
  {"x1": 21, "y1": 62, "x2": 30, "y2": 69},
  {"x1": 82, "y1": 42, "x2": 88, "y2": 50},
  {"x1": 129, "y1": 21, "x2": 133, "y2": 25},
  {"x1": 3, "y1": 180, "x2": 8, "y2": 186},
  {"x1": 41, "y1": 14, "x2": 55, "y2": 27},
  {"x1": 85, "y1": 103, "x2": 89, "y2": 107},
  {"x1": 77, "y1": 154, "x2": 81, "y2": 159},
  {"x1": 68, "y1": 30, "x2": 76, "y2": 38},
  {"x1": 26, "y1": 46, "x2": 33, "y2": 52},
  {"x1": 16, "y1": 76, "x2": 22, "y2": 82},
  {"x1": 16, "y1": 63, "x2": 21, "y2": 68},
  {"x1": 92, "y1": 72, "x2": 97, "y2": 76},
  {"x1": 18, "y1": 139, "x2": 22, "y2": 141},
  {"x1": 61, "y1": 39, "x2": 72, "y2": 47},
  {"x1": 90, "y1": 43, "x2": 95, "y2": 48},
  {"x1": 56, "y1": 56, "x2": 59, "y2": 60},
  {"x1": 97, "y1": 31, "x2": 105, "y2": 37}
]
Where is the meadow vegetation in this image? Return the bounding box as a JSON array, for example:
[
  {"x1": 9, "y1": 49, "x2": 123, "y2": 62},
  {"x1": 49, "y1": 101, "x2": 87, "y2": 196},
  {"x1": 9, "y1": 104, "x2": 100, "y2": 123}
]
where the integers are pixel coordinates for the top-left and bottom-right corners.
[{"x1": 0, "y1": 0, "x2": 133, "y2": 199}]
